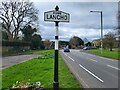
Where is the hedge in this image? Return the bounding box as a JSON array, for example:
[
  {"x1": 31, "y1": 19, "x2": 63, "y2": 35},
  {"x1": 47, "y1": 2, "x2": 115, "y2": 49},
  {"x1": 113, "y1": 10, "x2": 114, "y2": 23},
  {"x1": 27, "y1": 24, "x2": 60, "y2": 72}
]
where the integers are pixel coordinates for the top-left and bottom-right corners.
[{"x1": 1, "y1": 40, "x2": 30, "y2": 46}]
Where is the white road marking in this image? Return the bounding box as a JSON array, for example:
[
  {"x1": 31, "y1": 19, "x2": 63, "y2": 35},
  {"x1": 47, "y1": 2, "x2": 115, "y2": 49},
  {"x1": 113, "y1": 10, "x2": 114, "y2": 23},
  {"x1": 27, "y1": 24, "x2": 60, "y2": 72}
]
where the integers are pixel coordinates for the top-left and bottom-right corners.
[
  {"x1": 62, "y1": 52, "x2": 89, "y2": 88},
  {"x1": 89, "y1": 58, "x2": 98, "y2": 62},
  {"x1": 81, "y1": 52, "x2": 115, "y2": 62},
  {"x1": 99, "y1": 57, "x2": 114, "y2": 61},
  {"x1": 64, "y1": 53, "x2": 74, "y2": 61},
  {"x1": 79, "y1": 64, "x2": 104, "y2": 83},
  {"x1": 107, "y1": 65, "x2": 120, "y2": 70}
]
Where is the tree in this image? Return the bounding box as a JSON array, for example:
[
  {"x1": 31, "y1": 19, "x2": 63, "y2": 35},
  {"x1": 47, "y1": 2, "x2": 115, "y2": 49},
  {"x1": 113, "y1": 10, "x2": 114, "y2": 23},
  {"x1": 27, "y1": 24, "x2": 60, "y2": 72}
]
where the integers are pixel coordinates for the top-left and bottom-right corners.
[
  {"x1": 21, "y1": 25, "x2": 37, "y2": 42},
  {"x1": 85, "y1": 42, "x2": 91, "y2": 47},
  {"x1": 2, "y1": 31, "x2": 8, "y2": 40},
  {"x1": 0, "y1": 1, "x2": 38, "y2": 41},
  {"x1": 59, "y1": 41, "x2": 69, "y2": 48},
  {"x1": 103, "y1": 32, "x2": 115, "y2": 51},
  {"x1": 31, "y1": 34, "x2": 42, "y2": 50},
  {"x1": 21, "y1": 25, "x2": 43, "y2": 50},
  {"x1": 69, "y1": 36, "x2": 84, "y2": 49}
]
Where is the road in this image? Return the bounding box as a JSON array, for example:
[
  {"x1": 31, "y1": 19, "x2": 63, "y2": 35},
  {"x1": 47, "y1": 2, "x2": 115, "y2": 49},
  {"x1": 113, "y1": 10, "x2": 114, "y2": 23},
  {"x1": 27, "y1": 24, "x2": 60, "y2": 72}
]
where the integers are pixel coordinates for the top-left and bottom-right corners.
[
  {"x1": 1, "y1": 54, "x2": 41, "y2": 70},
  {"x1": 60, "y1": 49, "x2": 120, "y2": 88}
]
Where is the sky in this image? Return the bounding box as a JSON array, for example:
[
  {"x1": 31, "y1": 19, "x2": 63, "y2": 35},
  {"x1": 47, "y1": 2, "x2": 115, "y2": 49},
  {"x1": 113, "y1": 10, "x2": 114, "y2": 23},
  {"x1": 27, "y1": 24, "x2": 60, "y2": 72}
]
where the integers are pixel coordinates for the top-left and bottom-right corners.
[{"x1": 29, "y1": 1, "x2": 118, "y2": 42}]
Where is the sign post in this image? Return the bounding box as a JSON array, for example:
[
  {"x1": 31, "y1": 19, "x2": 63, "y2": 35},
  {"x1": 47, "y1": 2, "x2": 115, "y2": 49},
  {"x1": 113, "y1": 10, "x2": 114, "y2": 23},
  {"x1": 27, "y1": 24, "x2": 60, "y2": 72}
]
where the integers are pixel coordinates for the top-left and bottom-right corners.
[
  {"x1": 44, "y1": 6, "x2": 70, "y2": 90},
  {"x1": 53, "y1": 6, "x2": 59, "y2": 90}
]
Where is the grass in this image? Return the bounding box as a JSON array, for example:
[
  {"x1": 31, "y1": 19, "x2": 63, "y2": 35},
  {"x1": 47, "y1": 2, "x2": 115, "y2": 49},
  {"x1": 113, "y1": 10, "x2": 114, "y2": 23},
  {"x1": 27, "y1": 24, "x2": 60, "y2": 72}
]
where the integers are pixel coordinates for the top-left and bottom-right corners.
[
  {"x1": 88, "y1": 49, "x2": 120, "y2": 60},
  {"x1": 1, "y1": 49, "x2": 81, "y2": 89}
]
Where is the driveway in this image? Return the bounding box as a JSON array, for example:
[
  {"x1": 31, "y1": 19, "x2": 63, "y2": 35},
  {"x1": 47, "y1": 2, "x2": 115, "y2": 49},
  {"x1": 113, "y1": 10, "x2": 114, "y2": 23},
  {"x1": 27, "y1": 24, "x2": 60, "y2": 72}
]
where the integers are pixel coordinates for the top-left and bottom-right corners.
[{"x1": 1, "y1": 54, "x2": 41, "y2": 70}]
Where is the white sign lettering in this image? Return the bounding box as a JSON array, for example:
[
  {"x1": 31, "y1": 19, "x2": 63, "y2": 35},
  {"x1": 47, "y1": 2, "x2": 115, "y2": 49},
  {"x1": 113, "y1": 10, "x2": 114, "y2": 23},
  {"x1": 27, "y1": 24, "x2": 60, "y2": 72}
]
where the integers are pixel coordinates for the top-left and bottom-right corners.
[{"x1": 44, "y1": 10, "x2": 70, "y2": 22}]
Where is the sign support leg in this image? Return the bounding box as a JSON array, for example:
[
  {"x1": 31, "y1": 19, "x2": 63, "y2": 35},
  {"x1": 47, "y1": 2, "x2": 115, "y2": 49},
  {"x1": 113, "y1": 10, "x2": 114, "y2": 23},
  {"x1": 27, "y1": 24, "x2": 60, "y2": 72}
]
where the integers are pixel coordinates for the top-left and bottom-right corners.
[{"x1": 53, "y1": 21, "x2": 59, "y2": 90}]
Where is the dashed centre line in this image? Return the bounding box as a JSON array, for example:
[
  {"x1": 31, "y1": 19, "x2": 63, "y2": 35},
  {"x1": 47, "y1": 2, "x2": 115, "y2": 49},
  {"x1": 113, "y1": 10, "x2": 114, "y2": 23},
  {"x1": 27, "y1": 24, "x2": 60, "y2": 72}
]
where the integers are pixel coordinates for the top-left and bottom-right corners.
[
  {"x1": 63, "y1": 51, "x2": 119, "y2": 84},
  {"x1": 79, "y1": 64, "x2": 104, "y2": 83},
  {"x1": 89, "y1": 58, "x2": 98, "y2": 62},
  {"x1": 107, "y1": 65, "x2": 120, "y2": 70}
]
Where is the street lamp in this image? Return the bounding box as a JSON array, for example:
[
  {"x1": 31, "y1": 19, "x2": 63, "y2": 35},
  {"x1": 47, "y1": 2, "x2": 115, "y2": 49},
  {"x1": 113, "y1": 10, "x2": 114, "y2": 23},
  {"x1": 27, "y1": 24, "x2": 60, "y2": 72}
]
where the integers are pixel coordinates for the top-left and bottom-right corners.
[{"x1": 90, "y1": 11, "x2": 103, "y2": 54}]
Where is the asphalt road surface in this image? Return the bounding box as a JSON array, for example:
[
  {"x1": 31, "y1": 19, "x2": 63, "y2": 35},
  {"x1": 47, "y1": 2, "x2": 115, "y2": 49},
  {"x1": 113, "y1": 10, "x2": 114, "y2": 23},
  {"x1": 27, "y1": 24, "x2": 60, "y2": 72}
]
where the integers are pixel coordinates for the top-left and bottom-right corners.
[
  {"x1": 60, "y1": 49, "x2": 120, "y2": 88},
  {"x1": 1, "y1": 54, "x2": 41, "y2": 70}
]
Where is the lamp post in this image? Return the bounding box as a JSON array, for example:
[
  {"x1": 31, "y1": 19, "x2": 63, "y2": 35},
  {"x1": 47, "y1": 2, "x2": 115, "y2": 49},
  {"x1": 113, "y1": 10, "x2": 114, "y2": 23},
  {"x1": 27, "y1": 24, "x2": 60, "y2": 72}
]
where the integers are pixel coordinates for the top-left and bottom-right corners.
[{"x1": 90, "y1": 11, "x2": 103, "y2": 54}]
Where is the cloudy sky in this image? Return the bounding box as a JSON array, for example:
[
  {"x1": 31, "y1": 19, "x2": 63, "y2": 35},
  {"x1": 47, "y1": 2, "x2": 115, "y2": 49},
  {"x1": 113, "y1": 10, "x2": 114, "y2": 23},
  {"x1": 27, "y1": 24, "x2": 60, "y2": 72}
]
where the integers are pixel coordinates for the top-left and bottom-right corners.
[{"x1": 30, "y1": 1, "x2": 118, "y2": 42}]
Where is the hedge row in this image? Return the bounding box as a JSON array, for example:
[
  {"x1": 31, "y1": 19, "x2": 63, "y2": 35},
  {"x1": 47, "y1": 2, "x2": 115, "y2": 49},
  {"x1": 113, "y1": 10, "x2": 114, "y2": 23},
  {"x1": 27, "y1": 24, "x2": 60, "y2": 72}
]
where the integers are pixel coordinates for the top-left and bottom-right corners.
[{"x1": 1, "y1": 40, "x2": 30, "y2": 46}]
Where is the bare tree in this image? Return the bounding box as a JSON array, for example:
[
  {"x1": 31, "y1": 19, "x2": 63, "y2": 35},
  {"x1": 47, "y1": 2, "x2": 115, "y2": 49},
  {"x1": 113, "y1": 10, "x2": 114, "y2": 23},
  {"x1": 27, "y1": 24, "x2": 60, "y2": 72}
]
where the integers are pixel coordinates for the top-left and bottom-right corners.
[
  {"x1": 103, "y1": 32, "x2": 115, "y2": 51},
  {"x1": 0, "y1": 1, "x2": 38, "y2": 40}
]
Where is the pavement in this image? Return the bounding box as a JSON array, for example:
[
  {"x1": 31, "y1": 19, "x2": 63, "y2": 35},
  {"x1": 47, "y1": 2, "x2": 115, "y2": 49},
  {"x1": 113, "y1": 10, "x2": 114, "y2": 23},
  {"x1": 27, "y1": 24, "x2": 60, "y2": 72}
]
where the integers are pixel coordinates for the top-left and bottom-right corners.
[
  {"x1": 60, "y1": 49, "x2": 120, "y2": 89},
  {"x1": 1, "y1": 54, "x2": 41, "y2": 70}
]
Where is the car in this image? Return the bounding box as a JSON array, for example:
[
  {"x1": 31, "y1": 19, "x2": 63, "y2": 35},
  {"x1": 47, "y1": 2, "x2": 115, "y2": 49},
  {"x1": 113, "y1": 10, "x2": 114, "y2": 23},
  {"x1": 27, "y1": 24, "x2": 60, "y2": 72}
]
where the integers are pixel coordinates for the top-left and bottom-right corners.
[
  {"x1": 83, "y1": 46, "x2": 91, "y2": 50},
  {"x1": 64, "y1": 47, "x2": 70, "y2": 52}
]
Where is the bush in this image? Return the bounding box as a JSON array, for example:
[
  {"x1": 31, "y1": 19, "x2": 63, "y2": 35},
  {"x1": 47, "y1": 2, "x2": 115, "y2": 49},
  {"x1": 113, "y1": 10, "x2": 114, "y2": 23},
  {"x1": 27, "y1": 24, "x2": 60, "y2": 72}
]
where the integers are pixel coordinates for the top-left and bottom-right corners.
[
  {"x1": 2, "y1": 40, "x2": 30, "y2": 47},
  {"x1": 2, "y1": 40, "x2": 30, "y2": 56}
]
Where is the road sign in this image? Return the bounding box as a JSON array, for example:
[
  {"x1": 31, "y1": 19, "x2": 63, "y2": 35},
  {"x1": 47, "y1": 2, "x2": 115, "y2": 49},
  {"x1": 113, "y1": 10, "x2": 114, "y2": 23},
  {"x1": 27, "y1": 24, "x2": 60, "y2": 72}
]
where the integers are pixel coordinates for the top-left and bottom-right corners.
[
  {"x1": 44, "y1": 6, "x2": 70, "y2": 90},
  {"x1": 44, "y1": 10, "x2": 70, "y2": 22}
]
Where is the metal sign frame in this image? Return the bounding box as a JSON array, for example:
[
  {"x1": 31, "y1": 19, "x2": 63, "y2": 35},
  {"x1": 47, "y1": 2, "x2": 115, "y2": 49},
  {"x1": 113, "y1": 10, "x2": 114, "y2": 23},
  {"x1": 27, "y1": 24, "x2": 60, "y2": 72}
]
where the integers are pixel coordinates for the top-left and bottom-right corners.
[{"x1": 44, "y1": 10, "x2": 70, "y2": 22}]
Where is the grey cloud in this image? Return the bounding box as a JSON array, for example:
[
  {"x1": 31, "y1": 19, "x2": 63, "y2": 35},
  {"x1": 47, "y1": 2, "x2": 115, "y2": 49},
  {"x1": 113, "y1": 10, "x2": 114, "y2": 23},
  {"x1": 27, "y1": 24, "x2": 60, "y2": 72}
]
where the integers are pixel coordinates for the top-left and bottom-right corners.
[{"x1": 33, "y1": 2, "x2": 118, "y2": 41}]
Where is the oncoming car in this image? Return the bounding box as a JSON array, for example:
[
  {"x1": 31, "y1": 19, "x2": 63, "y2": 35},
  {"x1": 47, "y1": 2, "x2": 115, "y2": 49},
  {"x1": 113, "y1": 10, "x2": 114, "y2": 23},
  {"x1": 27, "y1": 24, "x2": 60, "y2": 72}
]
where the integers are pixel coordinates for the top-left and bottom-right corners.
[
  {"x1": 64, "y1": 47, "x2": 70, "y2": 52},
  {"x1": 83, "y1": 46, "x2": 91, "y2": 50}
]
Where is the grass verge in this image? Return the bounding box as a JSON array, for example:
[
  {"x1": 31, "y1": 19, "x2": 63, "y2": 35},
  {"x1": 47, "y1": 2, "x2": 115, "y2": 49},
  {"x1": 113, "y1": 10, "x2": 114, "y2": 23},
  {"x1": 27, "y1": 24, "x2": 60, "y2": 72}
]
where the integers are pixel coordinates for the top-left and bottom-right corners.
[
  {"x1": 88, "y1": 49, "x2": 120, "y2": 60},
  {"x1": 2, "y1": 49, "x2": 81, "y2": 89}
]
